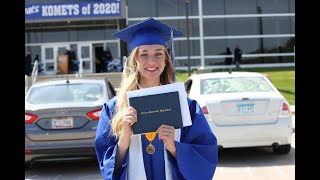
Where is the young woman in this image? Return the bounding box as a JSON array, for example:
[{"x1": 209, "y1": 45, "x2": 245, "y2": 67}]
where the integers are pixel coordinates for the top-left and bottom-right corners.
[{"x1": 94, "y1": 18, "x2": 218, "y2": 180}]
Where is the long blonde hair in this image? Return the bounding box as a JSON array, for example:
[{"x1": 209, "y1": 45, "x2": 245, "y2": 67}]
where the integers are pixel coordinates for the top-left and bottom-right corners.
[{"x1": 111, "y1": 46, "x2": 175, "y2": 137}]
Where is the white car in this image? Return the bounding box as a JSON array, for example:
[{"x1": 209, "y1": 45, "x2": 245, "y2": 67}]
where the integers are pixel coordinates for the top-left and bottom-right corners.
[{"x1": 185, "y1": 72, "x2": 293, "y2": 154}]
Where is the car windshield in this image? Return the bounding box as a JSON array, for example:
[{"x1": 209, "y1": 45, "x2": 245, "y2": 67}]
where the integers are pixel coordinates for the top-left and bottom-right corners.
[
  {"x1": 27, "y1": 83, "x2": 104, "y2": 104},
  {"x1": 201, "y1": 77, "x2": 274, "y2": 95}
]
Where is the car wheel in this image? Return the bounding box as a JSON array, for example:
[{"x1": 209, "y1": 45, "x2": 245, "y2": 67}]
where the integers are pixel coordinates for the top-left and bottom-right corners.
[{"x1": 273, "y1": 144, "x2": 291, "y2": 154}]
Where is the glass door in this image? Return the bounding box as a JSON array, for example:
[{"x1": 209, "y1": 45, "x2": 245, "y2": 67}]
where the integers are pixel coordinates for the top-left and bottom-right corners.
[
  {"x1": 78, "y1": 43, "x2": 92, "y2": 74},
  {"x1": 42, "y1": 44, "x2": 69, "y2": 75},
  {"x1": 41, "y1": 46, "x2": 55, "y2": 75}
]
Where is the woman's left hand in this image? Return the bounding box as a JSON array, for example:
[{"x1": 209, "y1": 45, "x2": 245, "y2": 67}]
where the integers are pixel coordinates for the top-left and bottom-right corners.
[{"x1": 156, "y1": 125, "x2": 176, "y2": 158}]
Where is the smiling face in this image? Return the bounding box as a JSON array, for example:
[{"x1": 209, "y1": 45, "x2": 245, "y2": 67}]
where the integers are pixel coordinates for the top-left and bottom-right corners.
[{"x1": 135, "y1": 44, "x2": 167, "y2": 85}]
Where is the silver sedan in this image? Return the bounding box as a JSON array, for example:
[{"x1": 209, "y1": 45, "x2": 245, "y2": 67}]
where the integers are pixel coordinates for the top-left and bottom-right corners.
[{"x1": 25, "y1": 78, "x2": 116, "y2": 168}]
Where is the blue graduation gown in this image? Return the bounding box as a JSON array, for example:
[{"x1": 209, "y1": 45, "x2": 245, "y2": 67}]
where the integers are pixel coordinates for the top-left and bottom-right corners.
[{"x1": 94, "y1": 97, "x2": 218, "y2": 180}]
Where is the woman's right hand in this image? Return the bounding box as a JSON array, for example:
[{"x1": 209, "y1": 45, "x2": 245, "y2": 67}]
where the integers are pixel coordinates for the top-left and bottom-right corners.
[
  {"x1": 116, "y1": 106, "x2": 137, "y2": 172},
  {"x1": 121, "y1": 106, "x2": 137, "y2": 139}
]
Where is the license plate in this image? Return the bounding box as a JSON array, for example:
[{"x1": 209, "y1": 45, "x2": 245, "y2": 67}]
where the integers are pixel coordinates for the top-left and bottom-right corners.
[
  {"x1": 236, "y1": 103, "x2": 255, "y2": 113},
  {"x1": 52, "y1": 117, "x2": 73, "y2": 129}
]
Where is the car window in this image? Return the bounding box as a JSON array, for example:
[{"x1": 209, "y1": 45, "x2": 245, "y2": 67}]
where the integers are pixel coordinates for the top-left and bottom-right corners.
[
  {"x1": 107, "y1": 81, "x2": 116, "y2": 98},
  {"x1": 185, "y1": 79, "x2": 193, "y2": 95},
  {"x1": 200, "y1": 77, "x2": 274, "y2": 95},
  {"x1": 27, "y1": 83, "x2": 104, "y2": 104}
]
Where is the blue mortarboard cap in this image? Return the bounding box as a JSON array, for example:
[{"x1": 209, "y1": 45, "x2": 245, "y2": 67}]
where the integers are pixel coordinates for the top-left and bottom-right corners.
[{"x1": 113, "y1": 18, "x2": 183, "y2": 52}]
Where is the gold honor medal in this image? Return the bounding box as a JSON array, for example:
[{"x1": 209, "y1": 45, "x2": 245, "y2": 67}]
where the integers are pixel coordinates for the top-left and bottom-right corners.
[
  {"x1": 145, "y1": 132, "x2": 157, "y2": 155},
  {"x1": 146, "y1": 143, "x2": 156, "y2": 154}
]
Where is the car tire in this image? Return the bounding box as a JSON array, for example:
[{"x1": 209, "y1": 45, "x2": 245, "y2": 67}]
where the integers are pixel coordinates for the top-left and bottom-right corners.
[{"x1": 273, "y1": 144, "x2": 291, "y2": 154}]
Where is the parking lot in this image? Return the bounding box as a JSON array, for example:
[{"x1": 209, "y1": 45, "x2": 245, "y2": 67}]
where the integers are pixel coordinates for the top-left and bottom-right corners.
[{"x1": 214, "y1": 133, "x2": 295, "y2": 180}]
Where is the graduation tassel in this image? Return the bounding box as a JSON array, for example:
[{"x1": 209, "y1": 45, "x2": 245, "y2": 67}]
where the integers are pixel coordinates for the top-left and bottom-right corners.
[{"x1": 170, "y1": 28, "x2": 176, "y2": 82}]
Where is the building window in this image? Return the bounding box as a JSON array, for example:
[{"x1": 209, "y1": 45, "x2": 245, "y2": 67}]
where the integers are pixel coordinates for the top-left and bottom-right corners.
[
  {"x1": 203, "y1": 19, "x2": 226, "y2": 36},
  {"x1": 260, "y1": 0, "x2": 290, "y2": 13},
  {"x1": 225, "y1": 0, "x2": 257, "y2": 14},
  {"x1": 204, "y1": 39, "x2": 226, "y2": 55},
  {"x1": 128, "y1": 0, "x2": 157, "y2": 17},
  {"x1": 290, "y1": 17, "x2": 295, "y2": 34},
  {"x1": 262, "y1": 17, "x2": 291, "y2": 34},
  {"x1": 42, "y1": 31, "x2": 68, "y2": 43},
  {"x1": 203, "y1": 0, "x2": 225, "y2": 15},
  {"x1": 263, "y1": 37, "x2": 294, "y2": 53},
  {"x1": 128, "y1": 0, "x2": 199, "y2": 17},
  {"x1": 78, "y1": 29, "x2": 105, "y2": 41},
  {"x1": 174, "y1": 40, "x2": 200, "y2": 57},
  {"x1": 226, "y1": 38, "x2": 259, "y2": 54},
  {"x1": 162, "y1": 19, "x2": 199, "y2": 37},
  {"x1": 226, "y1": 18, "x2": 258, "y2": 36},
  {"x1": 289, "y1": 0, "x2": 295, "y2": 13}
]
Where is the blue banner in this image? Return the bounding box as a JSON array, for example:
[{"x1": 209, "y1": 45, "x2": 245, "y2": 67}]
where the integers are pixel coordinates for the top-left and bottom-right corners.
[{"x1": 25, "y1": 0, "x2": 122, "y2": 21}]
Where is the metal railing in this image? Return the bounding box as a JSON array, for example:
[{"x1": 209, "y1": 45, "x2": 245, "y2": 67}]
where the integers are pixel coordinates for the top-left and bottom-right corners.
[
  {"x1": 31, "y1": 60, "x2": 39, "y2": 84},
  {"x1": 25, "y1": 60, "x2": 39, "y2": 95}
]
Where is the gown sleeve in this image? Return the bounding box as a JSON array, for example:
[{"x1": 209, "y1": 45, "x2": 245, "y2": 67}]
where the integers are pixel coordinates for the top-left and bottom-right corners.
[
  {"x1": 167, "y1": 98, "x2": 218, "y2": 180},
  {"x1": 94, "y1": 98, "x2": 128, "y2": 180}
]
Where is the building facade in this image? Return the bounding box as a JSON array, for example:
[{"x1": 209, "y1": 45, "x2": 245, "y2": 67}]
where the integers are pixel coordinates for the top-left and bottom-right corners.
[{"x1": 25, "y1": 0, "x2": 295, "y2": 75}]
